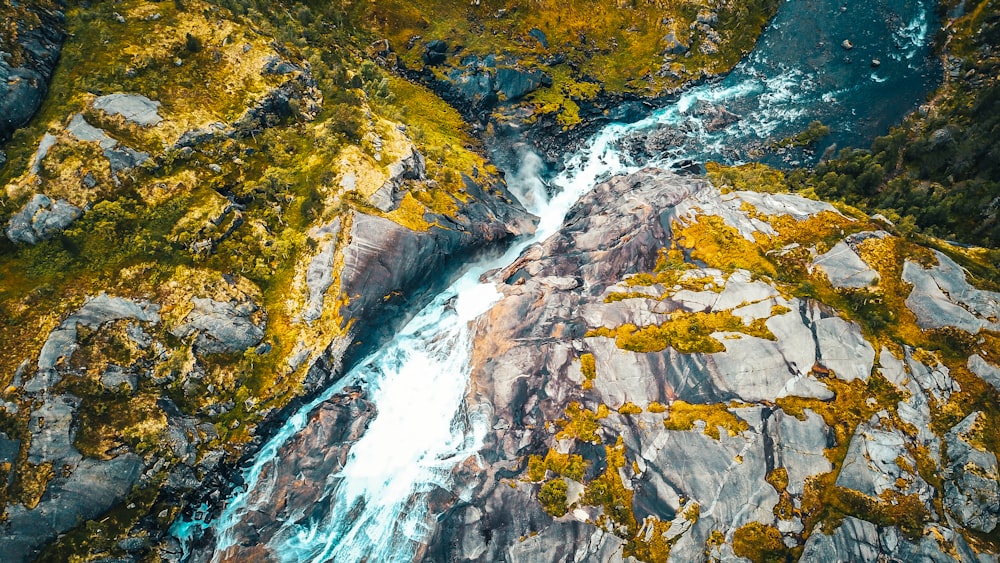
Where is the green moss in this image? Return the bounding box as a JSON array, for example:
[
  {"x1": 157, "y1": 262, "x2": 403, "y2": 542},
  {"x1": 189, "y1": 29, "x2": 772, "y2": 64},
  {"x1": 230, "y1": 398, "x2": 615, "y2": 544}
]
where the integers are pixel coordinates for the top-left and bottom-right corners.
[
  {"x1": 538, "y1": 478, "x2": 569, "y2": 517},
  {"x1": 732, "y1": 521, "x2": 792, "y2": 563}
]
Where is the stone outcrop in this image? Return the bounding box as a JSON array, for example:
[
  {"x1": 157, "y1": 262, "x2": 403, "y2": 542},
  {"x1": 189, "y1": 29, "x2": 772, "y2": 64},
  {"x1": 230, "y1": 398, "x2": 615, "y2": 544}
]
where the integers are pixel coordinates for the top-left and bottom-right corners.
[
  {"x1": 171, "y1": 297, "x2": 265, "y2": 355},
  {"x1": 5, "y1": 192, "x2": 82, "y2": 244},
  {"x1": 408, "y1": 168, "x2": 1000, "y2": 562},
  {"x1": 0, "y1": 0, "x2": 66, "y2": 141}
]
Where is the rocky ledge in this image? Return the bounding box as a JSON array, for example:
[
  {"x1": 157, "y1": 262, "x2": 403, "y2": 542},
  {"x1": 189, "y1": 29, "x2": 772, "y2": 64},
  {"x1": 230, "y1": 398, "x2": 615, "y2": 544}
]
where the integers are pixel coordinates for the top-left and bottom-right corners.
[
  {"x1": 421, "y1": 168, "x2": 1000, "y2": 562},
  {"x1": 0, "y1": 0, "x2": 65, "y2": 143}
]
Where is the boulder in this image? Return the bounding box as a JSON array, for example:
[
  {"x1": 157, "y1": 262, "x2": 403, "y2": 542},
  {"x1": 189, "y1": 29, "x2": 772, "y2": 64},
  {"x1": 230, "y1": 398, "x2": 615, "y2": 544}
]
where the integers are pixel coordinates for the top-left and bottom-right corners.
[
  {"x1": 5, "y1": 193, "x2": 83, "y2": 245},
  {"x1": 902, "y1": 251, "x2": 1000, "y2": 333},
  {"x1": 495, "y1": 67, "x2": 550, "y2": 101},
  {"x1": 369, "y1": 147, "x2": 426, "y2": 212},
  {"x1": 812, "y1": 240, "x2": 879, "y2": 288},
  {"x1": 423, "y1": 40, "x2": 448, "y2": 66}
]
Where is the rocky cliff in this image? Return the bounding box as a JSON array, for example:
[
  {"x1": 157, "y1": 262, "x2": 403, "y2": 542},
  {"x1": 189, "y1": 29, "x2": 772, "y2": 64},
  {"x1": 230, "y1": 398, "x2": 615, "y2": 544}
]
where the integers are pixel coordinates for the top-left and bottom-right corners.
[{"x1": 424, "y1": 168, "x2": 1000, "y2": 562}]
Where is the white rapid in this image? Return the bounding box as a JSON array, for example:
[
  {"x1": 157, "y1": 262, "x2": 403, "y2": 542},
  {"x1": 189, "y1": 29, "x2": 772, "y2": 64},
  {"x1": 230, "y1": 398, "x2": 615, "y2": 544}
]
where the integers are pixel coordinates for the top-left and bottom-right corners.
[
  {"x1": 171, "y1": 116, "x2": 641, "y2": 563},
  {"x1": 172, "y1": 0, "x2": 937, "y2": 560}
]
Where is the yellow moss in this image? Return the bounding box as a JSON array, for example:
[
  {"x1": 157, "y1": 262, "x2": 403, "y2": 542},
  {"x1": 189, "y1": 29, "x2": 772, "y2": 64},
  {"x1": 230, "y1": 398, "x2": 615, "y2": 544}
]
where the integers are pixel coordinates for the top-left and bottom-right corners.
[
  {"x1": 647, "y1": 401, "x2": 668, "y2": 414},
  {"x1": 619, "y1": 402, "x2": 643, "y2": 416},
  {"x1": 588, "y1": 309, "x2": 775, "y2": 354},
  {"x1": 580, "y1": 352, "x2": 597, "y2": 390},
  {"x1": 527, "y1": 449, "x2": 589, "y2": 482},
  {"x1": 555, "y1": 402, "x2": 605, "y2": 444},
  {"x1": 676, "y1": 216, "x2": 777, "y2": 278},
  {"x1": 663, "y1": 400, "x2": 749, "y2": 439},
  {"x1": 732, "y1": 521, "x2": 788, "y2": 563},
  {"x1": 707, "y1": 162, "x2": 789, "y2": 194}
]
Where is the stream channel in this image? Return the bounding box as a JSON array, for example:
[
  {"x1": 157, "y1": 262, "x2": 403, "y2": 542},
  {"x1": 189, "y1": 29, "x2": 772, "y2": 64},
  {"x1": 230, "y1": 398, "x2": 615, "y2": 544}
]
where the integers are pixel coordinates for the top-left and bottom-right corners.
[{"x1": 173, "y1": 0, "x2": 940, "y2": 560}]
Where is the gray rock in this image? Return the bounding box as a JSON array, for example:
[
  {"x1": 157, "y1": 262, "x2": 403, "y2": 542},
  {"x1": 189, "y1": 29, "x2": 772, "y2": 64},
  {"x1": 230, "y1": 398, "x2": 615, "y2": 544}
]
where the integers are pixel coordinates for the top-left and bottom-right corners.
[
  {"x1": 67, "y1": 113, "x2": 118, "y2": 149},
  {"x1": 802, "y1": 517, "x2": 979, "y2": 562},
  {"x1": 28, "y1": 132, "x2": 58, "y2": 175},
  {"x1": 772, "y1": 408, "x2": 833, "y2": 496},
  {"x1": 27, "y1": 394, "x2": 81, "y2": 466},
  {"x1": 814, "y1": 315, "x2": 875, "y2": 381},
  {"x1": 0, "y1": 455, "x2": 142, "y2": 563},
  {"x1": 944, "y1": 413, "x2": 1000, "y2": 533},
  {"x1": 5, "y1": 193, "x2": 83, "y2": 245},
  {"x1": 101, "y1": 365, "x2": 138, "y2": 392},
  {"x1": 105, "y1": 145, "x2": 150, "y2": 174},
  {"x1": 92, "y1": 93, "x2": 163, "y2": 126},
  {"x1": 836, "y1": 422, "x2": 930, "y2": 503},
  {"x1": 369, "y1": 147, "x2": 426, "y2": 212},
  {"x1": 812, "y1": 240, "x2": 879, "y2": 288},
  {"x1": 903, "y1": 251, "x2": 1000, "y2": 333},
  {"x1": 171, "y1": 297, "x2": 265, "y2": 355},
  {"x1": 0, "y1": 4, "x2": 65, "y2": 142},
  {"x1": 969, "y1": 354, "x2": 1000, "y2": 391},
  {"x1": 303, "y1": 219, "x2": 341, "y2": 323},
  {"x1": 29, "y1": 294, "x2": 160, "y2": 392}
]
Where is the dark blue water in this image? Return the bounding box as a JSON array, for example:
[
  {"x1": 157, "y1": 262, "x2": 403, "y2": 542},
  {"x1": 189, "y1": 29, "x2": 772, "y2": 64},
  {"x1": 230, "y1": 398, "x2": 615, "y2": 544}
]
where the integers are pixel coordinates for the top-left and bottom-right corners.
[{"x1": 615, "y1": 0, "x2": 940, "y2": 167}]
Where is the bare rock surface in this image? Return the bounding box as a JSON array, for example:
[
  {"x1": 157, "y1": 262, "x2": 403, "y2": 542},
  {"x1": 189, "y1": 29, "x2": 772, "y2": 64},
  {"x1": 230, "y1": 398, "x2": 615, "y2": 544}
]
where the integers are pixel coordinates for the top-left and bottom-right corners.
[
  {"x1": 92, "y1": 93, "x2": 163, "y2": 126},
  {"x1": 415, "y1": 168, "x2": 995, "y2": 562}
]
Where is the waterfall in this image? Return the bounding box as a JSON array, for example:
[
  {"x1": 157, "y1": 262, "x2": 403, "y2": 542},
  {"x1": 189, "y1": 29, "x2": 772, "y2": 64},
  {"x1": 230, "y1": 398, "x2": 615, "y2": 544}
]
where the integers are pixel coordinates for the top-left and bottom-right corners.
[{"x1": 172, "y1": 0, "x2": 937, "y2": 560}]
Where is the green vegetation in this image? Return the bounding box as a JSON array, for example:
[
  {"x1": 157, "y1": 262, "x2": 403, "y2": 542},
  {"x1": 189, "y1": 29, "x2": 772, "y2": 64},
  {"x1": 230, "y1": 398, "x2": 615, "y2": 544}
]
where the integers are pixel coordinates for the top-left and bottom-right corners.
[
  {"x1": 538, "y1": 478, "x2": 569, "y2": 517},
  {"x1": 370, "y1": 0, "x2": 781, "y2": 127}
]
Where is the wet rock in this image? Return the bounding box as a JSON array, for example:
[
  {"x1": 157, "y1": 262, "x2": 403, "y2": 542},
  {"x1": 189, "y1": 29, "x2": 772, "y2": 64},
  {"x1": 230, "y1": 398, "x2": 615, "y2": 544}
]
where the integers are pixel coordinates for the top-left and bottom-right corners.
[
  {"x1": 423, "y1": 39, "x2": 448, "y2": 66},
  {"x1": 5, "y1": 193, "x2": 83, "y2": 245},
  {"x1": 687, "y1": 100, "x2": 739, "y2": 132},
  {"x1": 332, "y1": 175, "x2": 534, "y2": 384},
  {"x1": 495, "y1": 67, "x2": 550, "y2": 101},
  {"x1": 944, "y1": 413, "x2": 1000, "y2": 533},
  {"x1": 217, "y1": 390, "x2": 376, "y2": 559},
  {"x1": 171, "y1": 297, "x2": 265, "y2": 355},
  {"x1": 92, "y1": 93, "x2": 163, "y2": 126},
  {"x1": 0, "y1": 2, "x2": 66, "y2": 141}
]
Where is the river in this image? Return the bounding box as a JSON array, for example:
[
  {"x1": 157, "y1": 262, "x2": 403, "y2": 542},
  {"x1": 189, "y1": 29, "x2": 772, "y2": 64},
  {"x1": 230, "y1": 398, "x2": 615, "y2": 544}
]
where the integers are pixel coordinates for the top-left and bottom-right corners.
[{"x1": 172, "y1": 0, "x2": 939, "y2": 560}]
